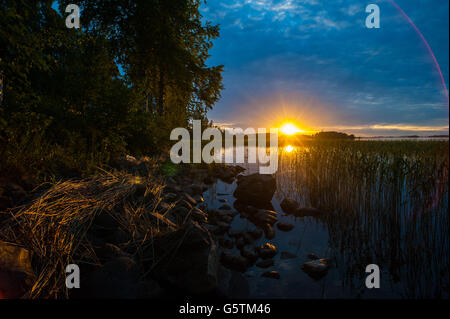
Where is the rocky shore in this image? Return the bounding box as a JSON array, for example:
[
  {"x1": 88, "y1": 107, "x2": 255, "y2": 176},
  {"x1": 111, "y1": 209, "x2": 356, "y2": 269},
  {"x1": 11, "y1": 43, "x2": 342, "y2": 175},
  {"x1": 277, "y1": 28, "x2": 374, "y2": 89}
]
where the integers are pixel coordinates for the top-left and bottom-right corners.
[{"x1": 0, "y1": 156, "x2": 330, "y2": 299}]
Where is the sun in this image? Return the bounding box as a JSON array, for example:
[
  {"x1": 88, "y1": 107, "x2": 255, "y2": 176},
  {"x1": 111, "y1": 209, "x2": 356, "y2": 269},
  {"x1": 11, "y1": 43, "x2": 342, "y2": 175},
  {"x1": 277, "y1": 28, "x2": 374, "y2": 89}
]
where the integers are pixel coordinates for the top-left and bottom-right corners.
[{"x1": 280, "y1": 123, "x2": 303, "y2": 135}]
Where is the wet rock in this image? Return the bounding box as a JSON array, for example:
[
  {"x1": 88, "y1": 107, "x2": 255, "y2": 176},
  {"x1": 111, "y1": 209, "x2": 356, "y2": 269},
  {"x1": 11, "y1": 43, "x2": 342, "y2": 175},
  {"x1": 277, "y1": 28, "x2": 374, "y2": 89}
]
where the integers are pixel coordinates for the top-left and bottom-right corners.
[
  {"x1": 301, "y1": 259, "x2": 331, "y2": 280},
  {"x1": 280, "y1": 198, "x2": 300, "y2": 215},
  {"x1": 256, "y1": 259, "x2": 274, "y2": 268},
  {"x1": 217, "y1": 267, "x2": 250, "y2": 298},
  {"x1": 242, "y1": 232, "x2": 256, "y2": 245},
  {"x1": 240, "y1": 247, "x2": 258, "y2": 262},
  {"x1": 261, "y1": 271, "x2": 280, "y2": 279},
  {"x1": 193, "y1": 195, "x2": 204, "y2": 203},
  {"x1": 218, "y1": 238, "x2": 234, "y2": 249},
  {"x1": 219, "y1": 204, "x2": 232, "y2": 210},
  {"x1": 218, "y1": 199, "x2": 227, "y2": 203},
  {"x1": 233, "y1": 173, "x2": 276, "y2": 207},
  {"x1": 216, "y1": 221, "x2": 231, "y2": 232},
  {"x1": 280, "y1": 252, "x2": 297, "y2": 260},
  {"x1": 236, "y1": 237, "x2": 246, "y2": 250},
  {"x1": 0, "y1": 241, "x2": 36, "y2": 299},
  {"x1": 252, "y1": 210, "x2": 278, "y2": 225},
  {"x1": 307, "y1": 253, "x2": 319, "y2": 260},
  {"x1": 276, "y1": 221, "x2": 294, "y2": 232},
  {"x1": 191, "y1": 207, "x2": 208, "y2": 223},
  {"x1": 220, "y1": 253, "x2": 249, "y2": 273},
  {"x1": 262, "y1": 224, "x2": 275, "y2": 240},
  {"x1": 257, "y1": 243, "x2": 278, "y2": 259},
  {"x1": 247, "y1": 228, "x2": 263, "y2": 240},
  {"x1": 219, "y1": 214, "x2": 233, "y2": 224},
  {"x1": 151, "y1": 221, "x2": 220, "y2": 294}
]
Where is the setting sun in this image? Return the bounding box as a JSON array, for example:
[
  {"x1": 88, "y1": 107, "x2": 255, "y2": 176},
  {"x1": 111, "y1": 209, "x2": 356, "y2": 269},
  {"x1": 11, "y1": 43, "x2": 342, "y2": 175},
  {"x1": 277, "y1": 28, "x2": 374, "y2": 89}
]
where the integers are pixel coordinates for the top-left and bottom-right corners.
[{"x1": 280, "y1": 123, "x2": 303, "y2": 135}]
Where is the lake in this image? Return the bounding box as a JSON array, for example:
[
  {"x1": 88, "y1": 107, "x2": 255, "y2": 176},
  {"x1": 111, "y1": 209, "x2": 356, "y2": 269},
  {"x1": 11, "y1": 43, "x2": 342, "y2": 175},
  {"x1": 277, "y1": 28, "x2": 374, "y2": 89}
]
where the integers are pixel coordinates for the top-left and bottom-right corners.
[{"x1": 203, "y1": 140, "x2": 449, "y2": 299}]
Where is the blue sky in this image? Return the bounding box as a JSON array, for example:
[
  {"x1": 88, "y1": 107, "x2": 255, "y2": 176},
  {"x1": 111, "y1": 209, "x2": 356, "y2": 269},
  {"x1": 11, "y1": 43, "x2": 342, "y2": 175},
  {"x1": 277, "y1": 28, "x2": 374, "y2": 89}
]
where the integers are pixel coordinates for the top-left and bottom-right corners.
[{"x1": 201, "y1": 0, "x2": 449, "y2": 136}]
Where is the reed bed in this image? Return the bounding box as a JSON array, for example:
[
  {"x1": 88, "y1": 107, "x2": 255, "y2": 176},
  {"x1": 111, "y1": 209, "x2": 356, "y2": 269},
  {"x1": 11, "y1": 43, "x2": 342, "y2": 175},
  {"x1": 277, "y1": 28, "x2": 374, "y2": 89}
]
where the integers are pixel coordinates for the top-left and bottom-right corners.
[{"x1": 277, "y1": 140, "x2": 449, "y2": 298}]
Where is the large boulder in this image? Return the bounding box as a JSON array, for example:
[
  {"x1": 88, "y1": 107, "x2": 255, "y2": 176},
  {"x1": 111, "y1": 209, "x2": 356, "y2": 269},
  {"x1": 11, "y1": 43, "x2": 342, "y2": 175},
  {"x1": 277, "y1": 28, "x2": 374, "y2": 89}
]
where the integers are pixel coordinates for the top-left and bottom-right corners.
[
  {"x1": 0, "y1": 241, "x2": 36, "y2": 299},
  {"x1": 150, "y1": 221, "x2": 220, "y2": 295},
  {"x1": 233, "y1": 174, "x2": 276, "y2": 207}
]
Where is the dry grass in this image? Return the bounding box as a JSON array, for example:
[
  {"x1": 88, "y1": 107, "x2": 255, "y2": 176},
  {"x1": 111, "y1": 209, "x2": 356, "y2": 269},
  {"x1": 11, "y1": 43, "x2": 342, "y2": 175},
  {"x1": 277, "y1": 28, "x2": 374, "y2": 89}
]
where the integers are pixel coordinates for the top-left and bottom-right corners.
[{"x1": 0, "y1": 162, "x2": 178, "y2": 299}]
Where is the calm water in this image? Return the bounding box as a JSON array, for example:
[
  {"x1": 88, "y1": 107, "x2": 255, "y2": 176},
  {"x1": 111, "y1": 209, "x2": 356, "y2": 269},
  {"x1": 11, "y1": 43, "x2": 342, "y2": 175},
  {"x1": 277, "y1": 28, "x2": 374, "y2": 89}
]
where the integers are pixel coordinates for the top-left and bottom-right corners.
[{"x1": 203, "y1": 144, "x2": 449, "y2": 299}]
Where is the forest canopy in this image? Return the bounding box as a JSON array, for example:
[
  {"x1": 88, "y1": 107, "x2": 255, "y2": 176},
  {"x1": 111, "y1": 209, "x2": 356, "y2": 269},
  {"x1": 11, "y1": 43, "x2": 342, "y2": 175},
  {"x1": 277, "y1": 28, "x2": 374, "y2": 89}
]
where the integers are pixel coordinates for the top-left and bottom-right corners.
[{"x1": 0, "y1": 0, "x2": 223, "y2": 182}]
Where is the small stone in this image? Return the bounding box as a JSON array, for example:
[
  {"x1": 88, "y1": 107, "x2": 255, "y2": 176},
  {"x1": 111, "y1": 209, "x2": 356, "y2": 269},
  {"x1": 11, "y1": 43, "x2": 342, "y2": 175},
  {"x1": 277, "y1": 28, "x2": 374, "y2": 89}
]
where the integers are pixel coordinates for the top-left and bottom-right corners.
[
  {"x1": 219, "y1": 204, "x2": 232, "y2": 210},
  {"x1": 220, "y1": 253, "x2": 249, "y2": 272},
  {"x1": 218, "y1": 238, "x2": 234, "y2": 249},
  {"x1": 307, "y1": 253, "x2": 319, "y2": 260},
  {"x1": 276, "y1": 221, "x2": 294, "y2": 232},
  {"x1": 262, "y1": 224, "x2": 275, "y2": 240},
  {"x1": 257, "y1": 243, "x2": 278, "y2": 259}
]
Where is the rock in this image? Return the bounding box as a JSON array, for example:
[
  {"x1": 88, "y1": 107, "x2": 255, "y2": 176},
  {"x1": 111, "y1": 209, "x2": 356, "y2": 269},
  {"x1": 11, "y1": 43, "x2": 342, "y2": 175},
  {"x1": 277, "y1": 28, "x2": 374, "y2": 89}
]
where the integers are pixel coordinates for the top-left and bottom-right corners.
[
  {"x1": 257, "y1": 243, "x2": 278, "y2": 259},
  {"x1": 236, "y1": 237, "x2": 246, "y2": 250},
  {"x1": 262, "y1": 224, "x2": 275, "y2": 240},
  {"x1": 307, "y1": 253, "x2": 319, "y2": 260},
  {"x1": 233, "y1": 173, "x2": 276, "y2": 207},
  {"x1": 95, "y1": 243, "x2": 130, "y2": 261},
  {"x1": 84, "y1": 257, "x2": 140, "y2": 298},
  {"x1": 252, "y1": 210, "x2": 278, "y2": 225},
  {"x1": 132, "y1": 183, "x2": 147, "y2": 198},
  {"x1": 301, "y1": 259, "x2": 331, "y2": 280},
  {"x1": 217, "y1": 267, "x2": 250, "y2": 298},
  {"x1": 216, "y1": 221, "x2": 231, "y2": 232},
  {"x1": 280, "y1": 252, "x2": 297, "y2": 260},
  {"x1": 296, "y1": 207, "x2": 324, "y2": 217},
  {"x1": 191, "y1": 207, "x2": 208, "y2": 223},
  {"x1": 256, "y1": 259, "x2": 274, "y2": 268},
  {"x1": 218, "y1": 199, "x2": 227, "y2": 203},
  {"x1": 193, "y1": 195, "x2": 204, "y2": 203},
  {"x1": 261, "y1": 271, "x2": 280, "y2": 279},
  {"x1": 219, "y1": 204, "x2": 232, "y2": 210},
  {"x1": 240, "y1": 247, "x2": 258, "y2": 262},
  {"x1": 280, "y1": 198, "x2": 300, "y2": 215},
  {"x1": 242, "y1": 232, "x2": 255, "y2": 245},
  {"x1": 276, "y1": 221, "x2": 294, "y2": 232},
  {"x1": 219, "y1": 214, "x2": 233, "y2": 224},
  {"x1": 151, "y1": 221, "x2": 220, "y2": 294},
  {"x1": 218, "y1": 238, "x2": 234, "y2": 249},
  {"x1": 247, "y1": 228, "x2": 263, "y2": 240},
  {"x1": 136, "y1": 279, "x2": 164, "y2": 299},
  {"x1": 0, "y1": 241, "x2": 36, "y2": 299},
  {"x1": 220, "y1": 253, "x2": 249, "y2": 273},
  {"x1": 228, "y1": 229, "x2": 245, "y2": 238},
  {"x1": 93, "y1": 211, "x2": 118, "y2": 229}
]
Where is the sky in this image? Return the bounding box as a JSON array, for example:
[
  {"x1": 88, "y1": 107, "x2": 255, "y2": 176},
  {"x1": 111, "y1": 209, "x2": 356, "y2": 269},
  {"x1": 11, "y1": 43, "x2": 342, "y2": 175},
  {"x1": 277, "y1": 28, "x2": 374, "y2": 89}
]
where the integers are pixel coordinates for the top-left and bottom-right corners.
[{"x1": 201, "y1": 0, "x2": 449, "y2": 136}]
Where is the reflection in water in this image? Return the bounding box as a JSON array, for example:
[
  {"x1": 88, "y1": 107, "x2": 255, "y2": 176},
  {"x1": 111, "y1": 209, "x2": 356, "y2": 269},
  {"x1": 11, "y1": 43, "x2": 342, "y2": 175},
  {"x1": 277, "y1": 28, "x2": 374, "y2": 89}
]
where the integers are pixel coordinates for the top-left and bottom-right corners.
[
  {"x1": 212, "y1": 141, "x2": 449, "y2": 298},
  {"x1": 284, "y1": 145, "x2": 295, "y2": 153}
]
